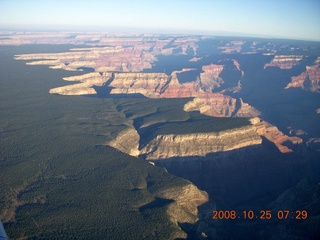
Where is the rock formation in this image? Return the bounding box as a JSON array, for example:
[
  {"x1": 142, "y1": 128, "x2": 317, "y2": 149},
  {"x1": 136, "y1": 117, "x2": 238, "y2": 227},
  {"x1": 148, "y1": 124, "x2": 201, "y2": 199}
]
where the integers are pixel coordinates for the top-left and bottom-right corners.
[
  {"x1": 184, "y1": 96, "x2": 260, "y2": 118},
  {"x1": 106, "y1": 127, "x2": 140, "y2": 157},
  {"x1": 260, "y1": 121, "x2": 302, "y2": 153},
  {"x1": 15, "y1": 46, "x2": 157, "y2": 72},
  {"x1": 139, "y1": 125, "x2": 262, "y2": 160},
  {"x1": 13, "y1": 35, "x2": 303, "y2": 156},
  {"x1": 219, "y1": 41, "x2": 244, "y2": 53},
  {"x1": 264, "y1": 55, "x2": 303, "y2": 69},
  {"x1": 109, "y1": 72, "x2": 170, "y2": 97},
  {"x1": 50, "y1": 72, "x2": 112, "y2": 95},
  {"x1": 285, "y1": 57, "x2": 320, "y2": 93},
  {"x1": 196, "y1": 64, "x2": 224, "y2": 92}
]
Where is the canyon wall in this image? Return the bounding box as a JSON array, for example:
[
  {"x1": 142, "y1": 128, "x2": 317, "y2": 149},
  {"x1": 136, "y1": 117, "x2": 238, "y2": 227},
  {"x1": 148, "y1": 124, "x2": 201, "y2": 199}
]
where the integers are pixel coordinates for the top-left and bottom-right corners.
[
  {"x1": 264, "y1": 55, "x2": 303, "y2": 69},
  {"x1": 285, "y1": 57, "x2": 320, "y2": 93},
  {"x1": 50, "y1": 72, "x2": 112, "y2": 95},
  {"x1": 197, "y1": 64, "x2": 224, "y2": 92},
  {"x1": 140, "y1": 125, "x2": 262, "y2": 160}
]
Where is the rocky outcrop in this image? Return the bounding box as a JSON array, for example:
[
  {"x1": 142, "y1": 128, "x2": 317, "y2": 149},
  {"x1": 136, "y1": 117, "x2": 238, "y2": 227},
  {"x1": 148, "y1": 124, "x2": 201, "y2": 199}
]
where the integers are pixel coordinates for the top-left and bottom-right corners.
[
  {"x1": 285, "y1": 57, "x2": 320, "y2": 93},
  {"x1": 50, "y1": 72, "x2": 112, "y2": 95},
  {"x1": 264, "y1": 55, "x2": 303, "y2": 69},
  {"x1": 260, "y1": 121, "x2": 302, "y2": 153},
  {"x1": 219, "y1": 41, "x2": 244, "y2": 53},
  {"x1": 189, "y1": 57, "x2": 202, "y2": 62},
  {"x1": 197, "y1": 64, "x2": 224, "y2": 92},
  {"x1": 108, "y1": 71, "x2": 260, "y2": 118},
  {"x1": 306, "y1": 138, "x2": 320, "y2": 151},
  {"x1": 15, "y1": 45, "x2": 157, "y2": 72},
  {"x1": 183, "y1": 95, "x2": 236, "y2": 117},
  {"x1": 235, "y1": 98, "x2": 261, "y2": 117},
  {"x1": 184, "y1": 96, "x2": 260, "y2": 118},
  {"x1": 106, "y1": 127, "x2": 140, "y2": 156},
  {"x1": 109, "y1": 72, "x2": 170, "y2": 97},
  {"x1": 140, "y1": 124, "x2": 262, "y2": 160}
]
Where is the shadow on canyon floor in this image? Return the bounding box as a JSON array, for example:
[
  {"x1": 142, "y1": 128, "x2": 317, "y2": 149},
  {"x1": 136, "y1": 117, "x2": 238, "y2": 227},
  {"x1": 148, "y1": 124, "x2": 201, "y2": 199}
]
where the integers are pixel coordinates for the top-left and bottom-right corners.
[{"x1": 163, "y1": 139, "x2": 320, "y2": 239}]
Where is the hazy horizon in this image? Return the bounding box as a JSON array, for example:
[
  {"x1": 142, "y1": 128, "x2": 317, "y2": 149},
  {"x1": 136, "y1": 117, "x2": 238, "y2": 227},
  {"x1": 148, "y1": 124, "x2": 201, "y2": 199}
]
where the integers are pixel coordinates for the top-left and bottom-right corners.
[{"x1": 0, "y1": 0, "x2": 320, "y2": 41}]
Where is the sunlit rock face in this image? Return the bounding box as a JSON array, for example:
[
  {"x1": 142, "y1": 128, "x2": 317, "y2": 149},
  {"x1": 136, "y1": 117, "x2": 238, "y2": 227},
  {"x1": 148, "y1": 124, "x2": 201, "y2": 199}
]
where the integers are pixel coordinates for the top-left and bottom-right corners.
[
  {"x1": 49, "y1": 72, "x2": 112, "y2": 95},
  {"x1": 286, "y1": 57, "x2": 320, "y2": 93},
  {"x1": 197, "y1": 64, "x2": 224, "y2": 92},
  {"x1": 264, "y1": 55, "x2": 303, "y2": 69},
  {"x1": 14, "y1": 46, "x2": 157, "y2": 72},
  {"x1": 140, "y1": 125, "x2": 262, "y2": 160}
]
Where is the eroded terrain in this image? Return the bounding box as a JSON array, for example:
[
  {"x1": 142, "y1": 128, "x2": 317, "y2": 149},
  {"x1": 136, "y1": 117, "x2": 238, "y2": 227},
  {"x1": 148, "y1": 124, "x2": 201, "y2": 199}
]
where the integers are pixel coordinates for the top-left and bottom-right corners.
[{"x1": 1, "y1": 32, "x2": 320, "y2": 239}]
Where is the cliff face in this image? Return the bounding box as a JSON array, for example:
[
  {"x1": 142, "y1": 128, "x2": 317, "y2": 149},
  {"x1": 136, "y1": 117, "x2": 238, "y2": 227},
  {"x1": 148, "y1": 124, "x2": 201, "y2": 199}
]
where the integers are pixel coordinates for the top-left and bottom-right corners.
[
  {"x1": 104, "y1": 117, "x2": 299, "y2": 160},
  {"x1": 261, "y1": 121, "x2": 302, "y2": 153},
  {"x1": 285, "y1": 57, "x2": 320, "y2": 93},
  {"x1": 140, "y1": 125, "x2": 262, "y2": 160},
  {"x1": 197, "y1": 64, "x2": 224, "y2": 92},
  {"x1": 109, "y1": 72, "x2": 170, "y2": 97},
  {"x1": 264, "y1": 55, "x2": 303, "y2": 69},
  {"x1": 183, "y1": 96, "x2": 260, "y2": 118},
  {"x1": 50, "y1": 72, "x2": 112, "y2": 95},
  {"x1": 15, "y1": 45, "x2": 157, "y2": 72},
  {"x1": 106, "y1": 127, "x2": 140, "y2": 156}
]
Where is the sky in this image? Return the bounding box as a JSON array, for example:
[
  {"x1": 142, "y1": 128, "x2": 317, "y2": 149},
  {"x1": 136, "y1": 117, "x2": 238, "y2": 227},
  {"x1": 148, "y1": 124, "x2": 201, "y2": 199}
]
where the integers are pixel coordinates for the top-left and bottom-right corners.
[{"x1": 0, "y1": 0, "x2": 319, "y2": 41}]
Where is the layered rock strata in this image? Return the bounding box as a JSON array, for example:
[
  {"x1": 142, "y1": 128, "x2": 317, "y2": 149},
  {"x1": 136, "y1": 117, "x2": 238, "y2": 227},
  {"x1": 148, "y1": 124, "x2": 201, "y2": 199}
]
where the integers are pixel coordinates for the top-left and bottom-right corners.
[
  {"x1": 184, "y1": 97, "x2": 260, "y2": 118},
  {"x1": 140, "y1": 124, "x2": 262, "y2": 160},
  {"x1": 107, "y1": 117, "x2": 300, "y2": 159},
  {"x1": 264, "y1": 55, "x2": 303, "y2": 69},
  {"x1": 50, "y1": 72, "x2": 112, "y2": 95},
  {"x1": 285, "y1": 57, "x2": 320, "y2": 93},
  {"x1": 197, "y1": 64, "x2": 224, "y2": 92},
  {"x1": 15, "y1": 46, "x2": 157, "y2": 72},
  {"x1": 261, "y1": 121, "x2": 303, "y2": 153}
]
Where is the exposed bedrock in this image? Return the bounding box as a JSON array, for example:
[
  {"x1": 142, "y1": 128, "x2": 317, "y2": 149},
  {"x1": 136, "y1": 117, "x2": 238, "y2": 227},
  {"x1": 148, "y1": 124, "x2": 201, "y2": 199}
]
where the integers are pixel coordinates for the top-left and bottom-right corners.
[
  {"x1": 139, "y1": 125, "x2": 262, "y2": 160},
  {"x1": 264, "y1": 55, "x2": 303, "y2": 69},
  {"x1": 49, "y1": 72, "x2": 112, "y2": 95},
  {"x1": 197, "y1": 64, "x2": 224, "y2": 92},
  {"x1": 285, "y1": 56, "x2": 320, "y2": 93}
]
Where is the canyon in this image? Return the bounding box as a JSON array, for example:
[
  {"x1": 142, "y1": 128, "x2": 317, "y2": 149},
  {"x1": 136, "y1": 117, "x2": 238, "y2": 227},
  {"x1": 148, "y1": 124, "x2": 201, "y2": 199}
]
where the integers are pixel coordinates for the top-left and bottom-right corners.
[
  {"x1": 14, "y1": 44, "x2": 304, "y2": 156},
  {"x1": 3, "y1": 33, "x2": 319, "y2": 239}
]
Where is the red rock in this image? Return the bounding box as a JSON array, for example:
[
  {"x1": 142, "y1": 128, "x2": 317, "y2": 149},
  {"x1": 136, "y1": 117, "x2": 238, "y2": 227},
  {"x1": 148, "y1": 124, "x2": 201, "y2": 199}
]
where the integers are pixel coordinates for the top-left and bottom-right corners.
[{"x1": 286, "y1": 57, "x2": 320, "y2": 93}]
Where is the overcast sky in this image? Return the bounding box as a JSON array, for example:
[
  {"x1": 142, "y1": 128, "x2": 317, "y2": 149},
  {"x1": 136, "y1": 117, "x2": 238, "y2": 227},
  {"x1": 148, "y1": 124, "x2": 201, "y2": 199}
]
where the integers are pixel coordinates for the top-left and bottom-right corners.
[{"x1": 0, "y1": 0, "x2": 319, "y2": 41}]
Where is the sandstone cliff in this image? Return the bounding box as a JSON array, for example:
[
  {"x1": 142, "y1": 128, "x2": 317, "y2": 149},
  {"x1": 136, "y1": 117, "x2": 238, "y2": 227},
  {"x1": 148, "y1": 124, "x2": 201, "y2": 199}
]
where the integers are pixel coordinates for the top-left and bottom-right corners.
[
  {"x1": 50, "y1": 72, "x2": 112, "y2": 95},
  {"x1": 264, "y1": 55, "x2": 303, "y2": 69},
  {"x1": 140, "y1": 124, "x2": 262, "y2": 160},
  {"x1": 285, "y1": 57, "x2": 320, "y2": 93},
  {"x1": 103, "y1": 117, "x2": 300, "y2": 160},
  {"x1": 184, "y1": 96, "x2": 260, "y2": 118},
  {"x1": 109, "y1": 72, "x2": 170, "y2": 97}
]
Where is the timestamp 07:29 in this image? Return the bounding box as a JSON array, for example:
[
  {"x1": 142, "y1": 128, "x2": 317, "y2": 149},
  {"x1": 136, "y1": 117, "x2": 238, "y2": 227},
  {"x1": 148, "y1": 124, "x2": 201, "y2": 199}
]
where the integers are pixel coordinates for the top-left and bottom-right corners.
[{"x1": 212, "y1": 210, "x2": 308, "y2": 220}]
